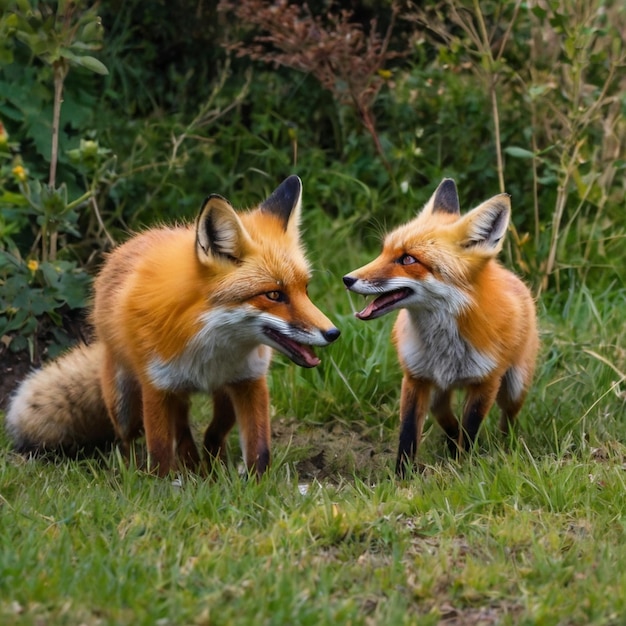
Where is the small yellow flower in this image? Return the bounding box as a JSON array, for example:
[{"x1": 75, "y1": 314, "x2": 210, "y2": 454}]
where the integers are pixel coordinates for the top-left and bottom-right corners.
[
  {"x1": 377, "y1": 69, "x2": 392, "y2": 80},
  {"x1": 12, "y1": 165, "x2": 27, "y2": 182},
  {"x1": 27, "y1": 259, "x2": 39, "y2": 272}
]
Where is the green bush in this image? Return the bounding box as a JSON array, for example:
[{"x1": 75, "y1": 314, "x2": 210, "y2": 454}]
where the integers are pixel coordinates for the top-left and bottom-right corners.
[
  {"x1": 1, "y1": 0, "x2": 624, "y2": 358},
  {"x1": 0, "y1": 0, "x2": 111, "y2": 353}
]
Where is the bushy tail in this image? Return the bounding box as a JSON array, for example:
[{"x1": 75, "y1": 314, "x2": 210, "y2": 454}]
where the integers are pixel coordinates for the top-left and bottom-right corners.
[{"x1": 4, "y1": 342, "x2": 116, "y2": 455}]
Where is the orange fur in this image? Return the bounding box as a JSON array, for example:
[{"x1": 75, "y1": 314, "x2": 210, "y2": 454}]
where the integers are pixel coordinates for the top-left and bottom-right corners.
[
  {"x1": 6, "y1": 176, "x2": 340, "y2": 477},
  {"x1": 344, "y1": 178, "x2": 538, "y2": 476}
]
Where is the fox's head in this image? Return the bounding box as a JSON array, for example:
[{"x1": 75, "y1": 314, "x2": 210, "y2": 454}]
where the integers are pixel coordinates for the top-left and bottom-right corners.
[
  {"x1": 195, "y1": 176, "x2": 340, "y2": 367},
  {"x1": 343, "y1": 178, "x2": 511, "y2": 320}
]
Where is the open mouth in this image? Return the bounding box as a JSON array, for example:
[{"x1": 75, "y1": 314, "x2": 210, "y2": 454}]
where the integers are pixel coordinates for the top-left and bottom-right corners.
[
  {"x1": 262, "y1": 328, "x2": 321, "y2": 368},
  {"x1": 356, "y1": 288, "x2": 413, "y2": 320}
]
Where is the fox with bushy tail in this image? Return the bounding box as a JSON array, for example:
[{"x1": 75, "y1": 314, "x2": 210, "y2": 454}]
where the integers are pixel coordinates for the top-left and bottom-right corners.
[
  {"x1": 343, "y1": 178, "x2": 538, "y2": 476},
  {"x1": 6, "y1": 176, "x2": 340, "y2": 477}
]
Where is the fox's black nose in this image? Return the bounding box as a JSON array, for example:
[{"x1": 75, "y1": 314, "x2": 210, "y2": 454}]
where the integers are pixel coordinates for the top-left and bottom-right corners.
[
  {"x1": 343, "y1": 275, "x2": 356, "y2": 289},
  {"x1": 324, "y1": 328, "x2": 341, "y2": 343}
]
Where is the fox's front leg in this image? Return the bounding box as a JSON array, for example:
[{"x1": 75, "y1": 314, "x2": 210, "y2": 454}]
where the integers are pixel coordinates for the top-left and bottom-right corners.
[
  {"x1": 174, "y1": 397, "x2": 201, "y2": 471},
  {"x1": 100, "y1": 348, "x2": 143, "y2": 455},
  {"x1": 226, "y1": 377, "x2": 271, "y2": 478},
  {"x1": 430, "y1": 388, "x2": 461, "y2": 457},
  {"x1": 203, "y1": 388, "x2": 237, "y2": 468},
  {"x1": 460, "y1": 379, "x2": 501, "y2": 451},
  {"x1": 396, "y1": 375, "x2": 432, "y2": 478},
  {"x1": 142, "y1": 386, "x2": 196, "y2": 476}
]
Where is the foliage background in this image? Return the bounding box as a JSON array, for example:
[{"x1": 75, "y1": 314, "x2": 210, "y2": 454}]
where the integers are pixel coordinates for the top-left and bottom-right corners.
[
  {"x1": 1, "y1": 0, "x2": 624, "y2": 360},
  {"x1": 0, "y1": 1, "x2": 625, "y2": 624}
]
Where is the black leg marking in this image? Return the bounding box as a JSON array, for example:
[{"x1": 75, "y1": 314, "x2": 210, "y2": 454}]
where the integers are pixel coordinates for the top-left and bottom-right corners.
[
  {"x1": 254, "y1": 447, "x2": 271, "y2": 478},
  {"x1": 396, "y1": 398, "x2": 419, "y2": 478},
  {"x1": 203, "y1": 389, "x2": 236, "y2": 466},
  {"x1": 462, "y1": 399, "x2": 485, "y2": 450},
  {"x1": 115, "y1": 369, "x2": 142, "y2": 441}
]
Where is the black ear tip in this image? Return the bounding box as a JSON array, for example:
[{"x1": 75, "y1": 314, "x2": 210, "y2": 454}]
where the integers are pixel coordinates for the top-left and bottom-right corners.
[
  {"x1": 282, "y1": 175, "x2": 302, "y2": 196},
  {"x1": 438, "y1": 178, "x2": 458, "y2": 197},
  {"x1": 259, "y1": 175, "x2": 303, "y2": 227},
  {"x1": 432, "y1": 178, "x2": 460, "y2": 214}
]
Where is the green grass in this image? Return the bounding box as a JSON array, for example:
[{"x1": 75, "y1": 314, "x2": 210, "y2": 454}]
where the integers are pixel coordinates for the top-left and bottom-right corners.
[
  {"x1": 1, "y1": 223, "x2": 625, "y2": 625},
  {"x1": 2, "y1": 441, "x2": 626, "y2": 625}
]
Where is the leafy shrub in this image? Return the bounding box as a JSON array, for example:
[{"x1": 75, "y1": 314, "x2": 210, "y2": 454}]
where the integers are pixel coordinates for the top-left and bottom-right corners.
[
  {"x1": 1, "y1": 0, "x2": 625, "y2": 362},
  {"x1": 0, "y1": 0, "x2": 110, "y2": 354}
]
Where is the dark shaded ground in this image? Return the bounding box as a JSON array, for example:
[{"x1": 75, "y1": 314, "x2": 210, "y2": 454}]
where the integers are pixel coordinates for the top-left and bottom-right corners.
[
  {"x1": 1, "y1": 308, "x2": 92, "y2": 411},
  {"x1": 0, "y1": 346, "x2": 32, "y2": 411}
]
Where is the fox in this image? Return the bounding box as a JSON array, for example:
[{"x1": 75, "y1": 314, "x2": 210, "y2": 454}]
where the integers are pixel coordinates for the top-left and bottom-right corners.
[
  {"x1": 343, "y1": 178, "x2": 538, "y2": 477},
  {"x1": 6, "y1": 175, "x2": 340, "y2": 477}
]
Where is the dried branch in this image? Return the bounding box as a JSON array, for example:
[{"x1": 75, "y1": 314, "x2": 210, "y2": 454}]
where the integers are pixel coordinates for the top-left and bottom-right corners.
[{"x1": 218, "y1": 0, "x2": 402, "y2": 176}]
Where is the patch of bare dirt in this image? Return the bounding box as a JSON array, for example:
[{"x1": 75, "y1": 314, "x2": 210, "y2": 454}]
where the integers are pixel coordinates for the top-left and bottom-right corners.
[
  {"x1": 436, "y1": 603, "x2": 524, "y2": 625},
  {"x1": 271, "y1": 416, "x2": 396, "y2": 481}
]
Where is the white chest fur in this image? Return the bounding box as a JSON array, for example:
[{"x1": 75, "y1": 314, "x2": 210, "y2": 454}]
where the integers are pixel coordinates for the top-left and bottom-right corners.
[
  {"x1": 396, "y1": 307, "x2": 495, "y2": 390},
  {"x1": 146, "y1": 307, "x2": 272, "y2": 393}
]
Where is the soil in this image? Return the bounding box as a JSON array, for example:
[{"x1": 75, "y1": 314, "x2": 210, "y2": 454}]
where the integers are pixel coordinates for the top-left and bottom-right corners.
[
  {"x1": 0, "y1": 345, "x2": 34, "y2": 411},
  {"x1": 1, "y1": 308, "x2": 91, "y2": 411},
  {"x1": 271, "y1": 415, "x2": 396, "y2": 481}
]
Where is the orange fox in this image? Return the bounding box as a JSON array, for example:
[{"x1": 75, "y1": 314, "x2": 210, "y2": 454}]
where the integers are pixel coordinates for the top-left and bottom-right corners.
[
  {"x1": 343, "y1": 178, "x2": 538, "y2": 476},
  {"x1": 6, "y1": 176, "x2": 340, "y2": 476}
]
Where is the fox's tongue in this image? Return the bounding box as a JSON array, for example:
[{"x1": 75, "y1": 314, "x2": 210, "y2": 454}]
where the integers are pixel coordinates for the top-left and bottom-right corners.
[
  {"x1": 285, "y1": 340, "x2": 320, "y2": 368},
  {"x1": 356, "y1": 288, "x2": 412, "y2": 320},
  {"x1": 263, "y1": 329, "x2": 321, "y2": 368}
]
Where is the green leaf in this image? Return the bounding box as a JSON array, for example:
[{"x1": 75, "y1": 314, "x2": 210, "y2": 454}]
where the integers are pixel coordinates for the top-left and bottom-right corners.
[
  {"x1": 79, "y1": 19, "x2": 104, "y2": 44},
  {"x1": 0, "y1": 191, "x2": 28, "y2": 206},
  {"x1": 0, "y1": 47, "x2": 14, "y2": 65},
  {"x1": 531, "y1": 6, "x2": 547, "y2": 20},
  {"x1": 71, "y1": 54, "x2": 108, "y2": 75},
  {"x1": 504, "y1": 146, "x2": 536, "y2": 159},
  {"x1": 8, "y1": 332, "x2": 27, "y2": 352}
]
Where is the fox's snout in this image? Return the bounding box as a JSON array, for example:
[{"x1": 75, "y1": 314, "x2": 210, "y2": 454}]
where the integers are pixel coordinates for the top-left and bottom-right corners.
[
  {"x1": 342, "y1": 275, "x2": 357, "y2": 290},
  {"x1": 322, "y1": 327, "x2": 341, "y2": 343}
]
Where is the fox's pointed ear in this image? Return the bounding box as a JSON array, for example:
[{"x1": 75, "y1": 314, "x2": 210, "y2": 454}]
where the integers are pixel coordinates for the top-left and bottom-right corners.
[
  {"x1": 430, "y1": 178, "x2": 460, "y2": 215},
  {"x1": 260, "y1": 175, "x2": 302, "y2": 238},
  {"x1": 196, "y1": 194, "x2": 249, "y2": 264},
  {"x1": 460, "y1": 193, "x2": 511, "y2": 255}
]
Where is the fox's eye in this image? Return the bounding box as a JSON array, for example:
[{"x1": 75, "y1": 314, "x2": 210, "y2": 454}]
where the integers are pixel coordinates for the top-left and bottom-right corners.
[
  {"x1": 399, "y1": 254, "x2": 418, "y2": 265},
  {"x1": 266, "y1": 290, "x2": 286, "y2": 302}
]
